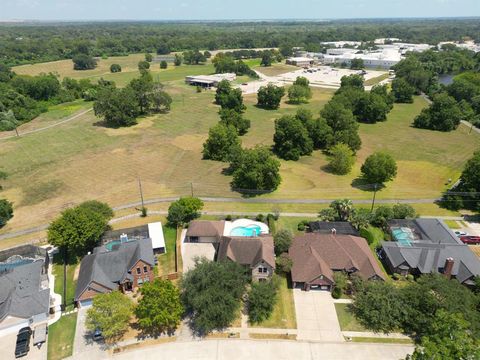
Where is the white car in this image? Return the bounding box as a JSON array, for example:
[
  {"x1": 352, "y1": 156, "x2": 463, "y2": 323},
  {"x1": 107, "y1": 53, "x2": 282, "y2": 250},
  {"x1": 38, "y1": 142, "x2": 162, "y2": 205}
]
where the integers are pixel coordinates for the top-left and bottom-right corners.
[{"x1": 455, "y1": 230, "x2": 468, "y2": 237}]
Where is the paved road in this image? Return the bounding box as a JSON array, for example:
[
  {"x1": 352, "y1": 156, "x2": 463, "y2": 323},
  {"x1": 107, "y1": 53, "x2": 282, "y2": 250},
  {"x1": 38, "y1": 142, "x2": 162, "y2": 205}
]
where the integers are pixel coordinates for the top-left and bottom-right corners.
[
  {"x1": 0, "y1": 196, "x2": 456, "y2": 242},
  {"x1": 112, "y1": 339, "x2": 413, "y2": 360},
  {"x1": 294, "y1": 290, "x2": 344, "y2": 342},
  {"x1": 0, "y1": 108, "x2": 93, "y2": 141}
]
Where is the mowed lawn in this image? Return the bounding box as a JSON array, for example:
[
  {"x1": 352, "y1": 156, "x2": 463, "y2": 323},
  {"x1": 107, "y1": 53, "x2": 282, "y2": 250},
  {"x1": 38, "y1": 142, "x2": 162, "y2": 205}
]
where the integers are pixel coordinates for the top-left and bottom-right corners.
[
  {"x1": 335, "y1": 303, "x2": 367, "y2": 332},
  {"x1": 250, "y1": 275, "x2": 297, "y2": 329},
  {"x1": 13, "y1": 53, "x2": 216, "y2": 87},
  {"x1": 1, "y1": 59, "x2": 479, "y2": 233},
  {"x1": 47, "y1": 313, "x2": 77, "y2": 360}
]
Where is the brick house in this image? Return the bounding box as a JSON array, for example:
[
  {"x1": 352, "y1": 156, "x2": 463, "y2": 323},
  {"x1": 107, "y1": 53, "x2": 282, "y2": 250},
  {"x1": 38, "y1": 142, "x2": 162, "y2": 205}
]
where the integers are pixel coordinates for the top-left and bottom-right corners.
[
  {"x1": 74, "y1": 238, "x2": 155, "y2": 307},
  {"x1": 289, "y1": 233, "x2": 385, "y2": 291}
]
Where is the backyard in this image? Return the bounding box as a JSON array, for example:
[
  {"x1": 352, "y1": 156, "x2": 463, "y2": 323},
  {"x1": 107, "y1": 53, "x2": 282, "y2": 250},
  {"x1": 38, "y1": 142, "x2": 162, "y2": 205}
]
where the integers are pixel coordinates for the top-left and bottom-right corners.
[
  {"x1": 157, "y1": 225, "x2": 178, "y2": 276},
  {"x1": 52, "y1": 254, "x2": 78, "y2": 311}
]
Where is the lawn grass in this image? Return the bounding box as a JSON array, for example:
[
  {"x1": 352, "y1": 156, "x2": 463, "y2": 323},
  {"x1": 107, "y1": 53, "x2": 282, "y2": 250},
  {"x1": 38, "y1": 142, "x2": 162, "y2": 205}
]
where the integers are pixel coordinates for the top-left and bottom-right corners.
[
  {"x1": 350, "y1": 337, "x2": 413, "y2": 344},
  {"x1": 360, "y1": 226, "x2": 385, "y2": 250},
  {"x1": 52, "y1": 254, "x2": 78, "y2": 311},
  {"x1": 157, "y1": 225, "x2": 177, "y2": 276},
  {"x1": 364, "y1": 73, "x2": 390, "y2": 86},
  {"x1": 47, "y1": 313, "x2": 77, "y2": 360},
  {"x1": 249, "y1": 333, "x2": 296, "y2": 340},
  {"x1": 250, "y1": 275, "x2": 296, "y2": 329},
  {"x1": 254, "y1": 63, "x2": 299, "y2": 77},
  {"x1": 443, "y1": 220, "x2": 460, "y2": 229},
  {"x1": 0, "y1": 61, "x2": 478, "y2": 236},
  {"x1": 335, "y1": 303, "x2": 367, "y2": 332}
]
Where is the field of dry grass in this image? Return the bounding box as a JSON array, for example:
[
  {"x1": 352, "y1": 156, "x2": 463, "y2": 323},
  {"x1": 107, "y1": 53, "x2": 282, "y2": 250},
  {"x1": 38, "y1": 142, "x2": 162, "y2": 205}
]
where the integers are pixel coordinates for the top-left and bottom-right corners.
[{"x1": 1, "y1": 61, "x2": 479, "y2": 236}]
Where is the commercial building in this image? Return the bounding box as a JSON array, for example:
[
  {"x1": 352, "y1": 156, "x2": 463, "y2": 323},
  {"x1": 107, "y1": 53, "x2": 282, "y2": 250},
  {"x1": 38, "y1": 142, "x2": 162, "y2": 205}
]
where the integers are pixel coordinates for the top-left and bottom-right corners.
[
  {"x1": 286, "y1": 57, "x2": 315, "y2": 67},
  {"x1": 185, "y1": 73, "x2": 236, "y2": 88}
]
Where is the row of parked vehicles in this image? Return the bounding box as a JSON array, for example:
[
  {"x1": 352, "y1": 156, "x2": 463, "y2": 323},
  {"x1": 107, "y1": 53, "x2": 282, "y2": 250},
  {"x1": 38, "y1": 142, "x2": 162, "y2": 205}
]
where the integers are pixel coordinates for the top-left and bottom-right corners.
[{"x1": 454, "y1": 230, "x2": 480, "y2": 245}]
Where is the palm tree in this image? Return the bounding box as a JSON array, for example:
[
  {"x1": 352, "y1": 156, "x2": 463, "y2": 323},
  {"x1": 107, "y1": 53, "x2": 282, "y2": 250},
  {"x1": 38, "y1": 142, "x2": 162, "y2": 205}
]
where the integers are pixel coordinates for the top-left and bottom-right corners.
[{"x1": 330, "y1": 199, "x2": 354, "y2": 221}]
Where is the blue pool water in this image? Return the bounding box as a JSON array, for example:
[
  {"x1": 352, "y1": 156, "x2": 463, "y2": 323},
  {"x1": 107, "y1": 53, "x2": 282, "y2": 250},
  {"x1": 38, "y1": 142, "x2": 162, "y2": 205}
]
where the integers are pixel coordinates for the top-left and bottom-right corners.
[
  {"x1": 392, "y1": 228, "x2": 413, "y2": 247},
  {"x1": 230, "y1": 225, "x2": 262, "y2": 237}
]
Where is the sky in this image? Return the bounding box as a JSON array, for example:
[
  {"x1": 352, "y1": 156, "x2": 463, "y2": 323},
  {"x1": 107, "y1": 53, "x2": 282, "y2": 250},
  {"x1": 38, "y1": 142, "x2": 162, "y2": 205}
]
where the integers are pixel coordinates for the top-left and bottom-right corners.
[{"x1": 1, "y1": 0, "x2": 479, "y2": 21}]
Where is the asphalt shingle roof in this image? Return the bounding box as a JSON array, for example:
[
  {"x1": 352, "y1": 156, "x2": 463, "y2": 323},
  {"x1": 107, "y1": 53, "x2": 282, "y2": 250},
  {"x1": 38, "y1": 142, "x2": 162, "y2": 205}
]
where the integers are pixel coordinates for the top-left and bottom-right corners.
[
  {"x1": 217, "y1": 236, "x2": 275, "y2": 269},
  {"x1": 75, "y1": 238, "x2": 155, "y2": 300},
  {"x1": 289, "y1": 233, "x2": 386, "y2": 284}
]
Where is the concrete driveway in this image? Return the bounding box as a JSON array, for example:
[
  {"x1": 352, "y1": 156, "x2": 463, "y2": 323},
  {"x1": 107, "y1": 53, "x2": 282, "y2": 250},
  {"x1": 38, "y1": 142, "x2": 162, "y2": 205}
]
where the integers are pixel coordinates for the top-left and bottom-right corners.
[
  {"x1": 112, "y1": 339, "x2": 413, "y2": 360},
  {"x1": 293, "y1": 289, "x2": 344, "y2": 342},
  {"x1": 72, "y1": 308, "x2": 106, "y2": 360},
  {"x1": 0, "y1": 330, "x2": 47, "y2": 360},
  {"x1": 181, "y1": 243, "x2": 216, "y2": 272}
]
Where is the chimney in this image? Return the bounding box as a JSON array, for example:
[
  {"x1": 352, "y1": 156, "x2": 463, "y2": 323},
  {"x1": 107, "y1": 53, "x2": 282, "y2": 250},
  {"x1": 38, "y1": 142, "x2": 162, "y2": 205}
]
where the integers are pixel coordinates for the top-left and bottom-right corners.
[
  {"x1": 444, "y1": 257, "x2": 454, "y2": 279},
  {"x1": 331, "y1": 228, "x2": 337, "y2": 235}
]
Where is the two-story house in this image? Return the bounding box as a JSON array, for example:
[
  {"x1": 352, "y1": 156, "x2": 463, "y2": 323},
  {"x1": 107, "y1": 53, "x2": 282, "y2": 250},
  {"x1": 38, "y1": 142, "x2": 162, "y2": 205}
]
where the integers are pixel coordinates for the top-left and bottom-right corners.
[{"x1": 75, "y1": 238, "x2": 155, "y2": 307}]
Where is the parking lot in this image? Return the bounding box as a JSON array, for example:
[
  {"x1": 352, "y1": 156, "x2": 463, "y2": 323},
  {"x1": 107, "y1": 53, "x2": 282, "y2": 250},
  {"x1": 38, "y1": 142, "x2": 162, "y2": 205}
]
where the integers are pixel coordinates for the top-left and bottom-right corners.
[{"x1": 0, "y1": 329, "x2": 47, "y2": 360}]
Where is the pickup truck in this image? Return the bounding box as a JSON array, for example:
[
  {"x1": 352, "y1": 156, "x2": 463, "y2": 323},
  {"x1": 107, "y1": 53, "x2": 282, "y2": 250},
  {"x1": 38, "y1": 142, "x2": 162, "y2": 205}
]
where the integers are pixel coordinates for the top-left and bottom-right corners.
[{"x1": 15, "y1": 327, "x2": 32, "y2": 358}]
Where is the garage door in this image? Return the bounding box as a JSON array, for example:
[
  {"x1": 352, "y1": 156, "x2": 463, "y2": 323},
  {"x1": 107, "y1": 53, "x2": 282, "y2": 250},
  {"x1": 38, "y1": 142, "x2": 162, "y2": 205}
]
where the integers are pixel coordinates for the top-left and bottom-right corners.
[
  {"x1": 79, "y1": 299, "x2": 93, "y2": 308},
  {"x1": 310, "y1": 285, "x2": 330, "y2": 291}
]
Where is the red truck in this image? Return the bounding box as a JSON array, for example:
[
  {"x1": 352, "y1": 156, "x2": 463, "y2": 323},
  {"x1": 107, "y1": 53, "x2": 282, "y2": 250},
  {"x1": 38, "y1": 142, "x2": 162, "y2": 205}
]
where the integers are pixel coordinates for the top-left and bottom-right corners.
[{"x1": 460, "y1": 236, "x2": 480, "y2": 245}]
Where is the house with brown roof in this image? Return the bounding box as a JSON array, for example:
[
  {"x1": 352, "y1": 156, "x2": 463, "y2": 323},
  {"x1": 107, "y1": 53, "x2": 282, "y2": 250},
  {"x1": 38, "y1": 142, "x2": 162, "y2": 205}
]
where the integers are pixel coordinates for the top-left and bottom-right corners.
[
  {"x1": 217, "y1": 236, "x2": 275, "y2": 281},
  {"x1": 185, "y1": 220, "x2": 275, "y2": 281},
  {"x1": 289, "y1": 233, "x2": 385, "y2": 291}
]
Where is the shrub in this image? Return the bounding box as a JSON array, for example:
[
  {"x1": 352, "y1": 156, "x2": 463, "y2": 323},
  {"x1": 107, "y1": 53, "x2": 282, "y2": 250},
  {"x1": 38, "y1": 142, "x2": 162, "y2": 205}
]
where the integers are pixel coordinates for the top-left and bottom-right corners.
[
  {"x1": 393, "y1": 273, "x2": 401, "y2": 280},
  {"x1": 248, "y1": 279, "x2": 278, "y2": 324},
  {"x1": 328, "y1": 143, "x2": 355, "y2": 175},
  {"x1": 160, "y1": 60, "x2": 168, "y2": 69},
  {"x1": 332, "y1": 286, "x2": 342, "y2": 299},
  {"x1": 273, "y1": 229, "x2": 293, "y2": 256},
  {"x1": 255, "y1": 213, "x2": 265, "y2": 222},
  {"x1": 110, "y1": 63, "x2": 122, "y2": 73}
]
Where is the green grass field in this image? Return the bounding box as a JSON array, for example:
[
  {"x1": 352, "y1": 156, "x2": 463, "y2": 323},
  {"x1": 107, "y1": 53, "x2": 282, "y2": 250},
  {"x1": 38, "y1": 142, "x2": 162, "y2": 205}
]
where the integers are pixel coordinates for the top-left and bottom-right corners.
[
  {"x1": 47, "y1": 313, "x2": 77, "y2": 360},
  {"x1": 157, "y1": 225, "x2": 177, "y2": 276},
  {"x1": 250, "y1": 275, "x2": 297, "y2": 329},
  {"x1": 1, "y1": 58, "x2": 479, "y2": 235},
  {"x1": 52, "y1": 255, "x2": 78, "y2": 311},
  {"x1": 350, "y1": 337, "x2": 413, "y2": 344},
  {"x1": 335, "y1": 303, "x2": 367, "y2": 332}
]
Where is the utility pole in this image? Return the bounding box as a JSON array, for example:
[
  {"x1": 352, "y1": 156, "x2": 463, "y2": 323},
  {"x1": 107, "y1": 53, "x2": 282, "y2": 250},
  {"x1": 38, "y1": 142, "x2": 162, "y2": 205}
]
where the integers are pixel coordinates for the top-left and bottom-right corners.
[
  {"x1": 138, "y1": 178, "x2": 145, "y2": 210},
  {"x1": 371, "y1": 183, "x2": 378, "y2": 212},
  {"x1": 190, "y1": 182, "x2": 194, "y2": 197}
]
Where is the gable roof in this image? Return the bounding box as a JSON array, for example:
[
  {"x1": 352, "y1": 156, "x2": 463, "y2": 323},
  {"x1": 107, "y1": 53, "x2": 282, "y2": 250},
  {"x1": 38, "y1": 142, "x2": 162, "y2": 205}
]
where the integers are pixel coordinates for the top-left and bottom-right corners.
[
  {"x1": 217, "y1": 236, "x2": 275, "y2": 269},
  {"x1": 75, "y1": 238, "x2": 155, "y2": 300},
  {"x1": 186, "y1": 220, "x2": 225, "y2": 238},
  {"x1": 382, "y1": 241, "x2": 480, "y2": 283},
  {"x1": 0, "y1": 260, "x2": 49, "y2": 321},
  {"x1": 289, "y1": 233, "x2": 386, "y2": 284}
]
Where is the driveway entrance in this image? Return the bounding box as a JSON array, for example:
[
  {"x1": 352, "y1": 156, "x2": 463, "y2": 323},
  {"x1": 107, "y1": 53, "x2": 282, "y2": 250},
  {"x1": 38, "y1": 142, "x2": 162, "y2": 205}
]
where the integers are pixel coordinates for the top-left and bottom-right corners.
[{"x1": 293, "y1": 289, "x2": 344, "y2": 342}]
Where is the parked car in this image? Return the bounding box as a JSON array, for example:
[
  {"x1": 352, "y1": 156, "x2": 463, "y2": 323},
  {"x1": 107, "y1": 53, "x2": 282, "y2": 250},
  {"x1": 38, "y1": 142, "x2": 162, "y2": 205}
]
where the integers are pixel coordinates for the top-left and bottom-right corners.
[
  {"x1": 455, "y1": 230, "x2": 467, "y2": 237},
  {"x1": 92, "y1": 328, "x2": 103, "y2": 341},
  {"x1": 460, "y1": 235, "x2": 480, "y2": 245},
  {"x1": 15, "y1": 327, "x2": 32, "y2": 358}
]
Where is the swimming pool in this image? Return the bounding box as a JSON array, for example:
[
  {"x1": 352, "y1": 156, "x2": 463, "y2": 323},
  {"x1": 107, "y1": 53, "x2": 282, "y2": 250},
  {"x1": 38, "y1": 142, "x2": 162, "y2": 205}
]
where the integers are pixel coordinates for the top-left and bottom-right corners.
[
  {"x1": 392, "y1": 227, "x2": 414, "y2": 247},
  {"x1": 230, "y1": 225, "x2": 263, "y2": 237}
]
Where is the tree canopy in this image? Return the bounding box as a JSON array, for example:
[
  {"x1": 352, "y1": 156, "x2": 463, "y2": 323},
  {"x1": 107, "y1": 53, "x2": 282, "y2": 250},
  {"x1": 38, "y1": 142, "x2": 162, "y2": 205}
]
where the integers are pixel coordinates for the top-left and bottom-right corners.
[
  {"x1": 413, "y1": 92, "x2": 464, "y2": 131},
  {"x1": 0, "y1": 199, "x2": 13, "y2": 228},
  {"x1": 167, "y1": 197, "x2": 204, "y2": 227},
  {"x1": 273, "y1": 115, "x2": 313, "y2": 160},
  {"x1": 273, "y1": 229, "x2": 293, "y2": 256},
  {"x1": 361, "y1": 152, "x2": 397, "y2": 185},
  {"x1": 215, "y1": 80, "x2": 246, "y2": 113},
  {"x1": 257, "y1": 84, "x2": 285, "y2": 110},
  {"x1": 72, "y1": 54, "x2": 97, "y2": 70},
  {"x1": 230, "y1": 147, "x2": 282, "y2": 193},
  {"x1": 86, "y1": 291, "x2": 133, "y2": 344},
  {"x1": 181, "y1": 259, "x2": 247, "y2": 334},
  {"x1": 248, "y1": 279, "x2": 278, "y2": 324},
  {"x1": 328, "y1": 143, "x2": 355, "y2": 175},
  {"x1": 202, "y1": 123, "x2": 241, "y2": 162},
  {"x1": 135, "y1": 279, "x2": 183, "y2": 336}
]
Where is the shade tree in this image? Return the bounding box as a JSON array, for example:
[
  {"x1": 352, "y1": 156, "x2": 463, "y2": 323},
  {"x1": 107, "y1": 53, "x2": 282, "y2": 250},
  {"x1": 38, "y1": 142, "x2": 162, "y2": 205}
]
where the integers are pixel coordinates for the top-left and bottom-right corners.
[
  {"x1": 257, "y1": 84, "x2": 285, "y2": 110},
  {"x1": 360, "y1": 152, "x2": 397, "y2": 185},
  {"x1": 202, "y1": 123, "x2": 241, "y2": 162},
  {"x1": 273, "y1": 115, "x2": 313, "y2": 160},
  {"x1": 167, "y1": 197, "x2": 204, "y2": 227}
]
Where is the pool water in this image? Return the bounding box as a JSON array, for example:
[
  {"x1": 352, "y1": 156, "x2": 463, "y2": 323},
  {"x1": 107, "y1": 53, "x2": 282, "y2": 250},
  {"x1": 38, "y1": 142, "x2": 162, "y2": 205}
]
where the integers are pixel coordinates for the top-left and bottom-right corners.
[
  {"x1": 230, "y1": 225, "x2": 262, "y2": 237},
  {"x1": 392, "y1": 227, "x2": 414, "y2": 247}
]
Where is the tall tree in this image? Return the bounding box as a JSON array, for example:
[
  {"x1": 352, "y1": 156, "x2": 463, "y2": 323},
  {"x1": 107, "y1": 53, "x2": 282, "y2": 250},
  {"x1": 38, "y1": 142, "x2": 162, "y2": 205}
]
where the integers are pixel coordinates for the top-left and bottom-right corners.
[
  {"x1": 273, "y1": 115, "x2": 313, "y2": 160},
  {"x1": 328, "y1": 143, "x2": 355, "y2": 175},
  {"x1": 273, "y1": 229, "x2": 293, "y2": 256},
  {"x1": 218, "y1": 108, "x2": 250, "y2": 135},
  {"x1": 361, "y1": 152, "x2": 397, "y2": 185},
  {"x1": 0, "y1": 199, "x2": 13, "y2": 228},
  {"x1": 392, "y1": 77, "x2": 415, "y2": 103},
  {"x1": 320, "y1": 100, "x2": 361, "y2": 151},
  {"x1": 202, "y1": 123, "x2": 241, "y2": 162},
  {"x1": 167, "y1": 197, "x2": 204, "y2": 227},
  {"x1": 135, "y1": 279, "x2": 184, "y2": 335},
  {"x1": 86, "y1": 291, "x2": 133, "y2": 344},
  {"x1": 181, "y1": 259, "x2": 247, "y2": 334},
  {"x1": 248, "y1": 279, "x2": 278, "y2": 323},
  {"x1": 257, "y1": 84, "x2": 285, "y2": 110}
]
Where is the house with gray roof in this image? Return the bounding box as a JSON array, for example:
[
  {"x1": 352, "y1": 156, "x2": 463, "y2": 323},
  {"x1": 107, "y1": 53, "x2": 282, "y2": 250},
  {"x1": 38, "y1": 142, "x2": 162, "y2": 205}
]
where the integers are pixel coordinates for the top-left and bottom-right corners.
[
  {"x1": 75, "y1": 238, "x2": 155, "y2": 307},
  {"x1": 381, "y1": 218, "x2": 480, "y2": 286},
  {"x1": 0, "y1": 245, "x2": 50, "y2": 332}
]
